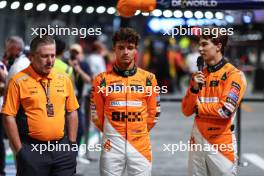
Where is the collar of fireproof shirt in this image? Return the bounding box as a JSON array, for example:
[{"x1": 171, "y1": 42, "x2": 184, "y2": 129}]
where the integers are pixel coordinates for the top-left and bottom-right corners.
[
  {"x1": 207, "y1": 58, "x2": 227, "y2": 73},
  {"x1": 113, "y1": 64, "x2": 137, "y2": 77}
]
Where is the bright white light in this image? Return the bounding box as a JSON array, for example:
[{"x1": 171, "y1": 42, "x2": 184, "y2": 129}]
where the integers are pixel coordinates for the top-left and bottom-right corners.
[
  {"x1": 214, "y1": 19, "x2": 223, "y2": 26},
  {"x1": 36, "y1": 3, "x2": 46, "y2": 11},
  {"x1": 86, "y1": 6, "x2": 94, "y2": 13},
  {"x1": 0, "y1": 1, "x2": 7, "y2": 9},
  {"x1": 225, "y1": 15, "x2": 234, "y2": 23},
  {"x1": 243, "y1": 15, "x2": 251, "y2": 23},
  {"x1": 10, "y1": 1, "x2": 20, "y2": 10},
  {"x1": 174, "y1": 10, "x2": 183, "y2": 18},
  {"x1": 48, "y1": 4, "x2": 58, "y2": 12},
  {"x1": 72, "y1": 5, "x2": 82, "y2": 14},
  {"x1": 107, "y1": 7, "x2": 116, "y2": 14},
  {"x1": 160, "y1": 18, "x2": 177, "y2": 32},
  {"x1": 196, "y1": 19, "x2": 205, "y2": 26},
  {"x1": 141, "y1": 12, "x2": 150, "y2": 16},
  {"x1": 194, "y1": 11, "x2": 203, "y2": 19},
  {"x1": 148, "y1": 18, "x2": 161, "y2": 32},
  {"x1": 187, "y1": 18, "x2": 197, "y2": 26},
  {"x1": 184, "y1": 11, "x2": 193, "y2": 18},
  {"x1": 215, "y1": 12, "x2": 224, "y2": 19},
  {"x1": 61, "y1": 5, "x2": 71, "y2": 13},
  {"x1": 24, "y1": 2, "x2": 33, "y2": 11},
  {"x1": 152, "y1": 9, "x2": 162, "y2": 17},
  {"x1": 96, "y1": 6, "x2": 106, "y2": 14},
  {"x1": 204, "y1": 11, "x2": 213, "y2": 19},
  {"x1": 163, "y1": 10, "x2": 173, "y2": 18},
  {"x1": 135, "y1": 10, "x2": 141, "y2": 16}
]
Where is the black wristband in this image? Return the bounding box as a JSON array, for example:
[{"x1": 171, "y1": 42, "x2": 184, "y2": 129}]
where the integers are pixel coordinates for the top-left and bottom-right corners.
[{"x1": 190, "y1": 87, "x2": 199, "y2": 94}]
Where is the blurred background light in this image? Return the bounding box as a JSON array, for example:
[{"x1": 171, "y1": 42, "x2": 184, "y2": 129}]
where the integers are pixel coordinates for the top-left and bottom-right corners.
[
  {"x1": 36, "y1": 3, "x2": 46, "y2": 12},
  {"x1": 205, "y1": 11, "x2": 213, "y2": 19},
  {"x1": 96, "y1": 6, "x2": 106, "y2": 14},
  {"x1": 107, "y1": 7, "x2": 116, "y2": 15},
  {"x1": 174, "y1": 10, "x2": 183, "y2": 18},
  {"x1": 10, "y1": 1, "x2": 20, "y2": 10},
  {"x1": 152, "y1": 9, "x2": 162, "y2": 17},
  {"x1": 72, "y1": 5, "x2": 82, "y2": 14},
  {"x1": 61, "y1": 5, "x2": 71, "y2": 13},
  {"x1": 24, "y1": 2, "x2": 33, "y2": 11},
  {"x1": 48, "y1": 4, "x2": 58, "y2": 12},
  {"x1": 86, "y1": 6, "x2": 94, "y2": 14},
  {"x1": 0, "y1": 1, "x2": 7, "y2": 9},
  {"x1": 163, "y1": 10, "x2": 173, "y2": 18},
  {"x1": 184, "y1": 11, "x2": 193, "y2": 18},
  {"x1": 215, "y1": 12, "x2": 224, "y2": 19},
  {"x1": 194, "y1": 11, "x2": 203, "y2": 19}
]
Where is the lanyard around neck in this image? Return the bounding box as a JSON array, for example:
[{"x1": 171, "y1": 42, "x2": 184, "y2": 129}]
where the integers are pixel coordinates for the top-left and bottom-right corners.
[{"x1": 40, "y1": 79, "x2": 51, "y2": 104}]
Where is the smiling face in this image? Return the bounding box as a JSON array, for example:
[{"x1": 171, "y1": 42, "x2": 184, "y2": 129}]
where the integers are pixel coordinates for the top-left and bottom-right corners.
[
  {"x1": 113, "y1": 41, "x2": 137, "y2": 69},
  {"x1": 199, "y1": 38, "x2": 222, "y2": 63},
  {"x1": 30, "y1": 44, "x2": 56, "y2": 76}
]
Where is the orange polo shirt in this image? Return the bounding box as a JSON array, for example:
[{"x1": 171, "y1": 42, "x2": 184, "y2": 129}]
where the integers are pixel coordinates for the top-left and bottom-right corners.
[{"x1": 2, "y1": 65, "x2": 79, "y2": 141}]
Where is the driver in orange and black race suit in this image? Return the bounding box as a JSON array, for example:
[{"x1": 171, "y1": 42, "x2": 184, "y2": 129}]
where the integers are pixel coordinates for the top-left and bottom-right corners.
[
  {"x1": 182, "y1": 29, "x2": 247, "y2": 176},
  {"x1": 90, "y1": 27, "x2": 160, "y2": 176}
]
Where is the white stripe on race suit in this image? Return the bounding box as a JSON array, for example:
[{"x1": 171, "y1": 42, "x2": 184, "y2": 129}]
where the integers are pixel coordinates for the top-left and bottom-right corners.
[
  {"x1": 199, "y1": 97, "x2": 219, "y2": 103},
  {"x1": 191, "y1": 124, "x2": 237, "y2": 175},
  {"x1": 224, "y1": 102, "x2": 235, "y2": 112},
  {"x1": 101, "y1": 118, "x2": 151, "y2": 175},
  {"x1": 110, "y1": 101, "x2": 142, "y2": 107}
]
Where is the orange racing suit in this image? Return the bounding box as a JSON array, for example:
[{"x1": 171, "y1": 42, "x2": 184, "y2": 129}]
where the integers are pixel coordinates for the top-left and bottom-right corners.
[
  {"x1": 91, "y1": 65, "x2": 160, "y2": 176},
  {"x1": 182, "y1": 59, "x2": 247, "y2": 176}
]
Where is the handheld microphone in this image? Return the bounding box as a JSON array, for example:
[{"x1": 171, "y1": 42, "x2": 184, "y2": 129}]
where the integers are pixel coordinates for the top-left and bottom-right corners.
[{"x1": 196, "y1": 56, "x2": 204, "y2": 90}]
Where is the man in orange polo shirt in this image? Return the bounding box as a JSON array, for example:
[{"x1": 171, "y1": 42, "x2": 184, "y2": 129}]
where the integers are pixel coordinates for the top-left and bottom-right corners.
[{"x1": 2, "y1": 35, "x2": 79, "y2": 176}]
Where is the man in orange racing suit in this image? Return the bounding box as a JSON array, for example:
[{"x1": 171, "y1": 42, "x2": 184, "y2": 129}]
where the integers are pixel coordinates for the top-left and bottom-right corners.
[
  {"x1": 91, "y1": 28, "x2": 160, "y2": 176},
  {"x1": 182, "y1": 31, "x2": 247, "y2": 176}
]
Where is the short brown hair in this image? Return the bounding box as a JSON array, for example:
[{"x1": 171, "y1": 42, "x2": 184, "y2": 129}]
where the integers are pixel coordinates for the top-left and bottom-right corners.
[
  {"x1": 200, "y1": 28, "x2": 228, "y2": 54},
  {"x1": 30, "y1": 35, "x2": 55, "y2": 53},
  {"x1": 112, "y1": 28, "x2": 140, "y2": 46}
]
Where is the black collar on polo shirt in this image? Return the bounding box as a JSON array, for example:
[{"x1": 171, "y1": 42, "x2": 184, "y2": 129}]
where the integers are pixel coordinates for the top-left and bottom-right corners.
[
  {"x1": 207, "y1": 58, "x2": 227, "y2": 73},
  {"x1": 113, "y1": 65, "x2": 137, "y2": 77}
]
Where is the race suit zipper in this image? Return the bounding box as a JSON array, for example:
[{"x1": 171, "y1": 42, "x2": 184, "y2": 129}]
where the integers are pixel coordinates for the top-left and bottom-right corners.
[{"x1": 125, "y1": 76, "x2": 128, "y2": 155}]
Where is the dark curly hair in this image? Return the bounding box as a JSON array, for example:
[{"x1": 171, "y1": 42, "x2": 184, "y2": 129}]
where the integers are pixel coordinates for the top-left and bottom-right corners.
[
  {"x1": 200, "y1": 28, "x2": 228, "y2": 54},
  {"x1": 112, "y1": 27, "x2": 141, "y2": 46}
]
